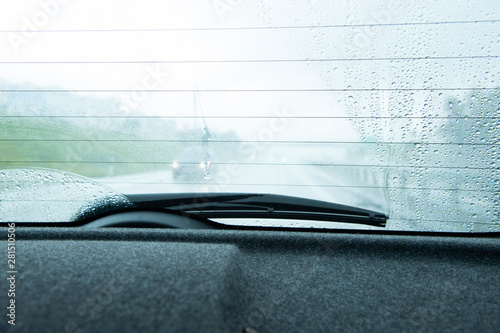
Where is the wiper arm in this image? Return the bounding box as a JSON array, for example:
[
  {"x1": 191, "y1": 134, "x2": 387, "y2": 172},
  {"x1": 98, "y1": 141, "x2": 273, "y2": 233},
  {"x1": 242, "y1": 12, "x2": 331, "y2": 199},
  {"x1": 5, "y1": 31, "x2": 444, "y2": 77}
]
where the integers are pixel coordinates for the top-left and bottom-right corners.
[{"x1": 126, "y1": 193, "x2": 388, "y2": 228}]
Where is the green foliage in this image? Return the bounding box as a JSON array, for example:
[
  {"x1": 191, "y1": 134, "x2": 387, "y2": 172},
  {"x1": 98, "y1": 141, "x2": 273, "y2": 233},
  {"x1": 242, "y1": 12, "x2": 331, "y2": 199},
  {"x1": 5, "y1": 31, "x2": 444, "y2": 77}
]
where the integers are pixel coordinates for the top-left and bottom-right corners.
[
  {"x1": 0, "y1": 85, "x2": 181, "y2": 178},
  {"x1": 0, "y1": 116, "x2": 181, "y2": 177}
]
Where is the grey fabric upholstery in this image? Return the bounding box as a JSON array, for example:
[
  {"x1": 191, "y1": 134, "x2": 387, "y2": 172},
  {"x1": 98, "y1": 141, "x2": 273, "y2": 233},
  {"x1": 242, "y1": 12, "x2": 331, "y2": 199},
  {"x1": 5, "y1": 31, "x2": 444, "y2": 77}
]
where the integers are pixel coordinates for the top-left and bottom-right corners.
[{"x1": 1, "y1": 228, "x2": 499, "y2": 333}]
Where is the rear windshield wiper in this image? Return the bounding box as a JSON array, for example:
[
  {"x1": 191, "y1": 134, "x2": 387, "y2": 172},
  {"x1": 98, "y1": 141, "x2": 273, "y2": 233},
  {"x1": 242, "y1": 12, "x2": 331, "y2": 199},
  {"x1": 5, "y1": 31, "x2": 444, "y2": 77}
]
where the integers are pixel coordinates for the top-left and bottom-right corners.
[{"x1": 122, "y1": 193, "x2": 388, "y2": 228}]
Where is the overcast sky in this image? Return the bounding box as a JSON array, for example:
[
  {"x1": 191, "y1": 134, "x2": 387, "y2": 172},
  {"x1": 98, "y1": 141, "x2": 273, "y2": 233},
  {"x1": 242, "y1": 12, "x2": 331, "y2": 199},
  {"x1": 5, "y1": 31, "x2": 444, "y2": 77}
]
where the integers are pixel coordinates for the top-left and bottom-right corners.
[{"x1": 0, "y1": 0, "x2": 498, "y2": 139}]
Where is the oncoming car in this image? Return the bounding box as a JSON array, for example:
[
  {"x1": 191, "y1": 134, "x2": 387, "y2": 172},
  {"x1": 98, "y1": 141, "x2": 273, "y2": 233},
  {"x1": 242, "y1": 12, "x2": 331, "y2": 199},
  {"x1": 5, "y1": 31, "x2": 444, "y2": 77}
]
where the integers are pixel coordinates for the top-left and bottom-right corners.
[{"x1": 172, "y1": 145, "x2": 215, "y2": 181}]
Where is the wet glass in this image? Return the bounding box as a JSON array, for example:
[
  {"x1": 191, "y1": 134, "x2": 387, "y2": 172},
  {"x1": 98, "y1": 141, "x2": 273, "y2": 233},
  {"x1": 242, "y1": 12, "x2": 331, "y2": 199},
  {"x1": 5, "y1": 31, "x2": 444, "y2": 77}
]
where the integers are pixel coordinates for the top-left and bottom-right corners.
[{"x1": 0, "y1": 0, "x2": 498, "y2": 231}]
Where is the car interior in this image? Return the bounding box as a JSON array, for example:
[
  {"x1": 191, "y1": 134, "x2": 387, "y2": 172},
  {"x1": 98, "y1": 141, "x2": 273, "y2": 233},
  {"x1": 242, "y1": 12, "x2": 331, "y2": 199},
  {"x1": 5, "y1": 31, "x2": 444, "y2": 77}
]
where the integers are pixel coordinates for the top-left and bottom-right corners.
[{"x1": 1, "y1": 1, "x2": 499, "y2": 332}]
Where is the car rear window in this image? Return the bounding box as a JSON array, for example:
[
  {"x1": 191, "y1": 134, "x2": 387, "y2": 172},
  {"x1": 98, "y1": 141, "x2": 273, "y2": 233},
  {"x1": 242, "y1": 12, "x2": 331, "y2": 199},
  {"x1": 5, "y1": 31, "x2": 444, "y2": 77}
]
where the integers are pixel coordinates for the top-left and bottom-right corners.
[{"x1": 0, "y1": 0, "x2": 498, "y2": 232}]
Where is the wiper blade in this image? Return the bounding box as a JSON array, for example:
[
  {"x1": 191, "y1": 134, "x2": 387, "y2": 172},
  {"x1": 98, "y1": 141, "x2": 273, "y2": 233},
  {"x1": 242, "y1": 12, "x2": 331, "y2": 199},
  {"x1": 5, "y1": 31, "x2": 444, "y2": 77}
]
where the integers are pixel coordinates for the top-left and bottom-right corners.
[{"x1": 126, "y1": 193, "x2": 388, "y2": 228}]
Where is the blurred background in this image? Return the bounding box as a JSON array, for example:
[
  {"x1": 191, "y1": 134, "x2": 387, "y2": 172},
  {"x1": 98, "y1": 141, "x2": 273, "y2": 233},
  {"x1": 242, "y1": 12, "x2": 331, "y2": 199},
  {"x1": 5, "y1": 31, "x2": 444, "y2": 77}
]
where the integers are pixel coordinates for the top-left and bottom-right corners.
[{"x1": 0, "y1": 0, "x2": 499, "y2": 231}]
